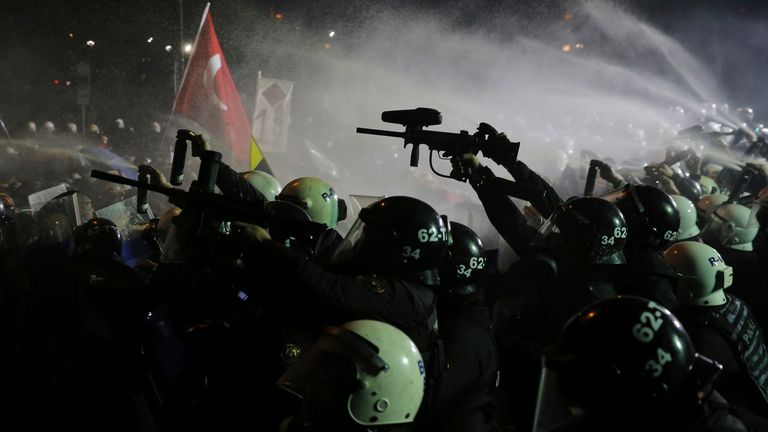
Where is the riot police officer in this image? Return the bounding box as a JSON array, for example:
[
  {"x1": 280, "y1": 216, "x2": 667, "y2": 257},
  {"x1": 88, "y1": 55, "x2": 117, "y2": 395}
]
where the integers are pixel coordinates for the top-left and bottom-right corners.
[
  {"x1": 277, "y1": 320, "x2": 426, "y2": 432},
  {"x1": 491, "y1": 197, "x2": 628, "y2": 431},
  {"x1": 664, "y1": 241, "x2": 768, "y2": 421},
  {"x1": 670, "y1": 194, "x2": 701, "y2": 242},
  {"x1": 601, "y1": 184, "x2": 681, "y2": 309},
  {"x1": 422, "y1": 222, "x2": 498, "y2": 432},
  {"x1": 701, "y1": 203, "x2": 764, "y2": 326},
  {"x1": 537, "y1": 296, "x2": 765, "y2": 431},
  {"x1": 273, "y1": 176, "x2": 347, "y2": 264},
  {"x1": 241, "y1": 170, "x2": 281, "y2": 202},
  {"x1": 239, "y1": 195, "x2": 444, "y2": 358}
]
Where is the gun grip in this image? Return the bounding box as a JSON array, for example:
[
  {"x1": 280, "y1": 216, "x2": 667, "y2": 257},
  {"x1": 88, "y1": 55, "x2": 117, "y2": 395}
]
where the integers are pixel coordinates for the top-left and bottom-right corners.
[
  {"x1": 137, "y1": 169, "x2": 150, "y2": 214},
  {"x1": 190, "y1": 135, "x2": 207, "y2": 158},
  {"x1": 409, "y1": 144, "x2": 420, "y2": 167},
  {"x1": 584, "y1": 163, "x2": 598, "y2": 197},
  {"x1": 198, "y1": 150, "x2": 222, "y2": 193},
  {"x1": 170, "y1": 140, "x2": 187, "y2": 186}
]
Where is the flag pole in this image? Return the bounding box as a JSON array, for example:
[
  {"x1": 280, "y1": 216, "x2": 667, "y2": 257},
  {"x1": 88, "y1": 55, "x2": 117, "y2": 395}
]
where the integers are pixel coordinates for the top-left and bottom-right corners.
[
  {"x1": 171, "y1": 2, "x2": 210, "y2": 114},
  {"x1": 162, "y1": 2, "x2": 211, "y2": 144}
]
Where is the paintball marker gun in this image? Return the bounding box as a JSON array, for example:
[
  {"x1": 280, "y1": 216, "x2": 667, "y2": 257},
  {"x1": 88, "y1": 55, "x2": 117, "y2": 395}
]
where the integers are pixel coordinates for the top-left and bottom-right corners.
[
  {"x1": 357, "y1": 108, "x2": 544, "y2": 202},
  {"x1": 357, "y1": 107, "x2": 520, "y2": 176}
]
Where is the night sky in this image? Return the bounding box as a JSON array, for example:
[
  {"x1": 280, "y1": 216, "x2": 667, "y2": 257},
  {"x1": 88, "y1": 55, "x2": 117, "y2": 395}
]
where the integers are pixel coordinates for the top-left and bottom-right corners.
[{"x1": 2, "y1": 0, "x2": 766, "y2": 131}]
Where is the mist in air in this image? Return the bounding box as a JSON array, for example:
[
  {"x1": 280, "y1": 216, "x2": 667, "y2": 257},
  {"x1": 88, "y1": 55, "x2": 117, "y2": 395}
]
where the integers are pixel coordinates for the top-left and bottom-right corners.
[
  {"x1": 233, "y1": 0, "x2": 747, "y2": 242},
  {"x1": 2, "y1": 0, "x2": 764, "y2": 253}
]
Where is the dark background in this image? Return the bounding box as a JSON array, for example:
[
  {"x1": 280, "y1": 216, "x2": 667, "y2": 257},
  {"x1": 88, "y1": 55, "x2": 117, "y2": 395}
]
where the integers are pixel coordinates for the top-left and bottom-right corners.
[{"x1": 1, "y1": 0, "x2": 766, "y2": 133}]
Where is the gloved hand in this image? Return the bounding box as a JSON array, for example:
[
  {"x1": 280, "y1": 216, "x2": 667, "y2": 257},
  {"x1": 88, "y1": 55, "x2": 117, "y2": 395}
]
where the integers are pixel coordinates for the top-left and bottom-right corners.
[
  {"x1": 450, "y1": 153, "x2": 482, "y2": 181},
  {"x1": 684, "y1": 150, "x2": 702, "y2": 176},
  {"x1": 657, "y1": 176, "x2": 680, "y2": 195},
  {"x1": 523, "y1": 205, "x2": 546, "y2": 228},
  {"x1": 740, "y1": 124, "x2": 759, "y2": 144},
  {"x1": 652, "y1": 163, "x2": 675, "y2": 178},
  {"x1": 663, "y1": 148, "x2": 692, "y2": 166},
  {"x1": 746, "y1": 162, "x2": 768, "y2": 185},
  {"x1": 139, "y1": 164, "x2": 172, "y2": 188},
  {"x1": 591, "y1": 160, "x2": 625, "y2": 187},
  {"x1": 478, "y1": 122, "x2": 518, "y2": 166},
  {"x1": 233, "y1": 221, "x2": 272, "y2": 243}
]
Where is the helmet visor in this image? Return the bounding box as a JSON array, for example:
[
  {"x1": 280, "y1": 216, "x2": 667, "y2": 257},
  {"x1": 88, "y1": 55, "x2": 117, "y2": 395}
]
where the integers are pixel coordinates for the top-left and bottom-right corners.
[
  {"x1": 330, "y1": 217, "x2": 368, "y2": 264},
  {"x1": 278, "y1": 326, "x2": 389, "y2": 399},
  {"x1": 749, "y1": 201, "x2": 764, "y2": 228},
  {"x1": 531, "y1": 213, "x2": 561, "y2": 249},
  {"x1": 533, "y1": 365, "x2": 583, "y2": 432}
]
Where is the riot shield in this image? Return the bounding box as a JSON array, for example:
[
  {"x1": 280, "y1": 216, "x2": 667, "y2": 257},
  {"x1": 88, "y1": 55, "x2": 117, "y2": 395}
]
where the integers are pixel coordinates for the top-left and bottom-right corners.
[{"x1": 95, "y1": 195, "x2": 156, "y2": 267}]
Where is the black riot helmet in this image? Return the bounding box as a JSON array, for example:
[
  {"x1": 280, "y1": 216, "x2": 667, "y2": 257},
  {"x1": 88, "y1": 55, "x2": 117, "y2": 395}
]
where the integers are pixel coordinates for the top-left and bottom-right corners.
[
  {"x1": 534, "y1": 197, "x2": 627, "y2": 265},
  {"x1": 602, "y1": 184, "x2": 680, "y2": 250},
  {"x1": 0, "y1": 194, "x2": 17, "y2": 251},
  {"x1": 0, "y1": 193, "x2": 14, "y2": 226},
  {"x1": 675, "y1": 176, "x2": 703, "y2": 204},
  {"x1": 72, "y1": 217, "x2": 122, "y2": 262},
  {"x1": 438, "y1": 222, "x2": 487, "y2": 296},
  {"x1": 264, "y1": 199, "x2": 330, "y2": 259},
  {"x1": 330, "y1": 196, "x2": 448, "y2": 286},
  {"x1": 541, "y1": 296, "x2": 721, "y2": 419}
]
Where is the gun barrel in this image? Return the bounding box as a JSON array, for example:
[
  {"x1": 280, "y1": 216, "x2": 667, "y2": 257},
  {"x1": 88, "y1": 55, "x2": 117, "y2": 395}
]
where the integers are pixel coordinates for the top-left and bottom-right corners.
[
  {"x1": 91, "y1": 170, "x2": 183, "y2": 198},
  {"x1": 584, "y1": 163, "x2": 598, "y2": 197},
  {"x1": 356, "y1": 127, "x2": 405, "y2": 139}
]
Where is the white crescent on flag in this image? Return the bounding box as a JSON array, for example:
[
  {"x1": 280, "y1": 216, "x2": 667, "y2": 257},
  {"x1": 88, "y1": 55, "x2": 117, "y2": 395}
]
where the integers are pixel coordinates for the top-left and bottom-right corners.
[{"x1": 204, "y1": 54, "x2": 228, "y2": 111}]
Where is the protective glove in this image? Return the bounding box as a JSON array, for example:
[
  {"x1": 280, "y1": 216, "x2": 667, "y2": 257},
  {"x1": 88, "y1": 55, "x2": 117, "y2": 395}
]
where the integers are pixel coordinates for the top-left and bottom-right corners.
[
  {"x1": 591, "y1": 160, "x2": 625, "y2": 188},
  {"x1": 478, "y1": 122, "x2": 518, "y2": 166},
  {"x1": 232, "y1": 221, "x2": 272, "y2": 243},
  {"x1": 684, "y1": 151, "x2": 702, "y2": 176},
  {"x1": 657, "y1": 176, "x2": 680, "y2": 195},
  {"x1": 450, "y1": 152, "x2": 482, "y2": 182},
  {"x1": 663, "y1": 148, "x2": 692, "y2": 166},
  {"x1": 653, "y1": 163, "x2": 675, "y2": 178},
  {"x1": 745, "y1": 162, "x2": 768, "y2": 186},
  {"x1": 138, "y1": 164, "x2": 173, "y2": 189}
]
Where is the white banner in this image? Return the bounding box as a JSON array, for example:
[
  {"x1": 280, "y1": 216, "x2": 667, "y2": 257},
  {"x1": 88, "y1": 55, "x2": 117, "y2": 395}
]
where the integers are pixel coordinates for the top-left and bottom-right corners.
[{"x1": 251, "y1": 72, "x2": 295, "y2": 153}]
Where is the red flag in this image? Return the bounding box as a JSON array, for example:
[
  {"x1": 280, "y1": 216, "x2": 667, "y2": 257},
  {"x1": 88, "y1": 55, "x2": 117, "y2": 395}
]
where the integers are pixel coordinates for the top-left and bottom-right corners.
[{"x1": 173, "y1": 5, "x2": 271, "y2": 173}]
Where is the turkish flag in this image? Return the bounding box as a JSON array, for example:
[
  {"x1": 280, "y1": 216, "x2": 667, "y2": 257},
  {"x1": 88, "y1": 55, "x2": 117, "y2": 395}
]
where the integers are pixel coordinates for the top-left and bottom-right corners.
[{"x1": 174, "y1": 6, "x2": 271, "y2": 173}]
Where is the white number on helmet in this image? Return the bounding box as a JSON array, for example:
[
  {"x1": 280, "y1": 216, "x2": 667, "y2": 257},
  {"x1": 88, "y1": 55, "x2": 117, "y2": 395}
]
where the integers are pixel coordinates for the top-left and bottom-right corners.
[
  {"x1": 418, "y1": 227, "x2": 447, "y2": 243},
  {"x1": 632, "y1": 323, "x2": 654, "y2": 343},
  {"x1": 663, "y1": 230, "x2": 678, "y2": 240},
  {"x1": 601, "y1": 235, "x2": 615, "y2": 245},
  {"x1": 632, "y1": 303, "x2": 666, "y2": 344},
  {"x1": 456, "y1": 264, "x2": 472, "y2": 278},
  {"x1": 469, "y1": 257, "x2": 486, "y2": 269},
  {"x1": 402, "y1": 246, "x2": 421, "y2": 259},
  {"x1": 613, "y1": 227, "x2": 627, "y2": 238}
]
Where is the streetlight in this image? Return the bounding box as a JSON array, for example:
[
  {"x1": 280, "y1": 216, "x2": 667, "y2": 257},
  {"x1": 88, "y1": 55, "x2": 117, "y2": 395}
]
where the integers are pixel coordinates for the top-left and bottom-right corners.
[
  {"x1": 329, "y1": 30, "x2": 336, "y2": 38},
  {"x1": 165, "y1": 44, "x2": 173, "y2": 52},
  {"x1": 147, "y1": 36, "x2": 154, "y2": 43},
  {"x1": 183, "y1": 43, "x2": 193, "y2": 54},
  {"x1": 86, "y1": 40, "x2": 95, "y2": 47}
]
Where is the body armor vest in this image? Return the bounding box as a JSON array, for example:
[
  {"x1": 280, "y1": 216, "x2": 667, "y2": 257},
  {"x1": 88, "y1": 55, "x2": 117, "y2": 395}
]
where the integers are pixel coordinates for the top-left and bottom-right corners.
[{"x1": 707, "y1": 295, "x2": 768, "y2": 405}]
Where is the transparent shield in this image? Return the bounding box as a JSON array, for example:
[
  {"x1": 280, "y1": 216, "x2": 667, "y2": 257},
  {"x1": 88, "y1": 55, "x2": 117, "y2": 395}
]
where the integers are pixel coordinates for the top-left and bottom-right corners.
[
  {"x1": 531, "y1": 214, "x2": 560, "y2": 249},
  {"x1": 95, "y1": 195, "x2": 157, "y2": 266},
  {"x1": 533, "y1": 366, "x2": 583, "y2": 432},
  {"x1": 329, "y1": 217, "x2": 368, "y2": 264},
  {"x1": 160, "y1": 223, "x2": 187, "y2": 263}
]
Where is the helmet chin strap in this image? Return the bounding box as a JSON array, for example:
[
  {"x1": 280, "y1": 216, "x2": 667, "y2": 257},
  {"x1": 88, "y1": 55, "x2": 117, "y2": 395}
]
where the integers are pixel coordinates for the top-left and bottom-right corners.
[
  {"x1": 402, "y1": 269, "x2": 441, "y2": 286},
  {"x1": 688, "y1": 289, "x2": 728, "y2": 307},
  {"x1": 725, "y1": 241, "x2": 753, "y2": 251}
]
